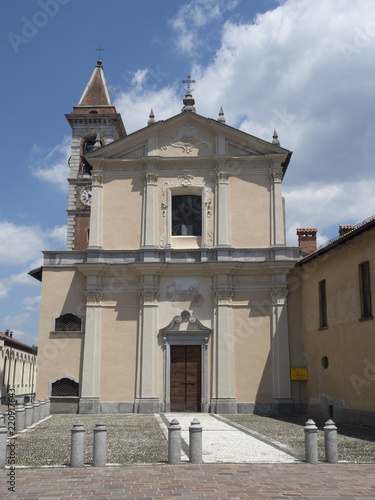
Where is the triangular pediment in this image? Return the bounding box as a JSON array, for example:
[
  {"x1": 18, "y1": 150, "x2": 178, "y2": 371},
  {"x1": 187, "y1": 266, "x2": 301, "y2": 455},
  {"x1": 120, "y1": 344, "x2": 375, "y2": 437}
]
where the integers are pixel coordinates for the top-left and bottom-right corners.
[{"x1": 85, "y1": 111, "x2": 291, "y2": 164}]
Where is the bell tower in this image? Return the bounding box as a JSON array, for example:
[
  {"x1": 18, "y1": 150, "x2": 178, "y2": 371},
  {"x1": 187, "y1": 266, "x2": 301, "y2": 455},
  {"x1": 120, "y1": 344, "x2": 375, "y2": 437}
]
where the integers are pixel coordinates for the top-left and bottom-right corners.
[{"x1": 65, "y1": 59, "x2": 126, "y2": 250}]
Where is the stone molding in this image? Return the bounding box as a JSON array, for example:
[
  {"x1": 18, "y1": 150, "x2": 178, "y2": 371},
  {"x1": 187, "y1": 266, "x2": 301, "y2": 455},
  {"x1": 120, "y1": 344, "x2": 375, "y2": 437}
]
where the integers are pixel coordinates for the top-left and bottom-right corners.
[{"x1": 42, "y1": 246, "x2": 301, "y2": 265}]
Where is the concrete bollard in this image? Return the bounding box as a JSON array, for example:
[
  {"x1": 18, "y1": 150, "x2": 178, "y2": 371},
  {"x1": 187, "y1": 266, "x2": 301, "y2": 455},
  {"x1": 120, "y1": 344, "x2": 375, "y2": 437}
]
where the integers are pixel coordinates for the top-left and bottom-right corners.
[
  {"x1": 45, "y1": 398, "x2": 51, "y2": 417},
  {"x1": 168, "y1": 419, "x2": 181, "y2": 465},
  {"x1": 93, "y1": 421, "x2": 107, "y2": 467},
  {"x1": 304, "y1": 419, "x2": 318, "y2": 464},
  {"x1": 32, "y1": 401, "x2": 40, "y2": 424},
  {"x1": 39, "y1": 399, "x2": 46, "y2": 420},
  {"x1": 324, "y1": 419, "x2": 338, "y2": 464},
  {"x1": 189, "y1": 418, "x2": 202, "y2": 464},
  {"x1": 15, "y1": 406, "x2": 25, "y2": 433},
  {"x1": 70, "y1": 421, "x2": 85, "y2": 468},
  {"x1": 25, "y1": 404, "x2": 33, "y2": 428},
  {"x1": 0, "y1": 423, "x2": 7, "y2": 468}
]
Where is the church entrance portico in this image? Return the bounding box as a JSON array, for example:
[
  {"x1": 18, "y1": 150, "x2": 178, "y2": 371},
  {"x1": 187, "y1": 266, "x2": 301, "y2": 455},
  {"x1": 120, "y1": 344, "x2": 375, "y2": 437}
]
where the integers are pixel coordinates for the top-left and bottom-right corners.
[{"x1": 160, "y1": 311, "x2": 211, "y2": 412}]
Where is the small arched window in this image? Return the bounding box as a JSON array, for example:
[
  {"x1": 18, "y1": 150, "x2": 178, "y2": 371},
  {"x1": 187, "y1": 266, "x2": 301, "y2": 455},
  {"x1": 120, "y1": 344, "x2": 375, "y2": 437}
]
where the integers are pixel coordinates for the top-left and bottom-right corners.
[
  {"x1": 55, "y1": 313, "x2": 82, "y2": 332},
  {"x1": 51, "y1": 377, "x2": 79, "y2": 396}
]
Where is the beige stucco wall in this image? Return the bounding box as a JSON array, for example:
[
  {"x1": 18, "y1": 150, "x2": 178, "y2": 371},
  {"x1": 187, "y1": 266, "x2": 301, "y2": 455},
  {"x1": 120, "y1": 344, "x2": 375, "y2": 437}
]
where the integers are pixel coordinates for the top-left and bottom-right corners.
[
  {"x1": 230, "y1": 175, "x2": 270, "y2": 248},
  {"x1": 102, "y1": 177, "x2": 143, "y2": 249},
  {"x1": 36, "y1": 268, "x2": 86, "y2": 399},
  {"x1": 300, "y1": 229, "x2": 375, "y2": 413},
  {"x1": 287, "y1": 269, "x2": 306, "y2": 405},
  {"x1": 233, "y1": 291, "x2": 273, "y2": 403},
  {"x1": 99, "y1": 295, "x2": 138, "y2": 402}
]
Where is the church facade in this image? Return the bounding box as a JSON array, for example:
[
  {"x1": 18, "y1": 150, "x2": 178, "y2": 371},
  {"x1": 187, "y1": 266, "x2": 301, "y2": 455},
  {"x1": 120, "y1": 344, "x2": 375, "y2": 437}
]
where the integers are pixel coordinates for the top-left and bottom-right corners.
[{"x1": 34, "y1": 61, "x2": 302, "y2": 414}]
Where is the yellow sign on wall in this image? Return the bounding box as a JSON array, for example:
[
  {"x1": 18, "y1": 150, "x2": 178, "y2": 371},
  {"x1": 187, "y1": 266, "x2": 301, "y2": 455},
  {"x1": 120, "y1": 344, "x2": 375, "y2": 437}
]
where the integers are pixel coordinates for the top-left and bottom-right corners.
[{"x1": 291, "y1": 368, "x2": 308, "y2": 380}]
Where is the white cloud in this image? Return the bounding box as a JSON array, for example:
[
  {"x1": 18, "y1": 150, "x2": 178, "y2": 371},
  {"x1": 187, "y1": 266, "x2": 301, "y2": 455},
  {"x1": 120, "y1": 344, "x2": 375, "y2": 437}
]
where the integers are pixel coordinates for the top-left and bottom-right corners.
[
  {"x1": 0, "y1": 222, "x2": 66, "y2": 266},
  {"x1": 114, "y1": 80, "x2": 181, "y2": 134},
  {"x1": 0, "y1": 221, "x2": 45, "y2": 265},
  {"x1": 169, "y1": 0, "x2": 239, "y2": 55},
  {"x1": 22, "y1": 295, "x2": 41, "y2": 312},
  {"x1": 0, "y1": 222, "x2": 65, "y2": 298},
  {"x1": 184, "y1": 0, "x2": 375, "y2": 234},
  {"x1": 30, "y1": 136, "x2": 70, "y2": 192},
  {"x1": 46, "y1": 225, "x2": 67, "y2": 245},
  {"x1": 1, "y1": 313, "x2": 30, "y2": 329}
]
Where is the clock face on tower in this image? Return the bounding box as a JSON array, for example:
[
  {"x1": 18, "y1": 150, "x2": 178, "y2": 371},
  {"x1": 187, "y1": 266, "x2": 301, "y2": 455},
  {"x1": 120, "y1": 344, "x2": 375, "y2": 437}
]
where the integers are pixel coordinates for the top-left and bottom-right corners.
[{"x1": 80, "y1": 186, "x2": 92, "y2": 207}]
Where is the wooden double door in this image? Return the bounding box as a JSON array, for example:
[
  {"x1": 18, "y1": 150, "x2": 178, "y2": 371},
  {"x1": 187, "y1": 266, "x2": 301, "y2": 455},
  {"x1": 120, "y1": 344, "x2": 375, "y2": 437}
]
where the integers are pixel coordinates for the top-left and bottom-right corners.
[{"x1": 170, "y1": 345, "x2": 202, "y2": 412}]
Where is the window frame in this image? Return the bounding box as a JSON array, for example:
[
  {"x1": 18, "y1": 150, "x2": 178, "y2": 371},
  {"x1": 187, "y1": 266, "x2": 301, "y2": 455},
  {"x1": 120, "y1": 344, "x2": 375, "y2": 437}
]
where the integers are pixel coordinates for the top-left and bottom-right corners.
[
  {"x1": 171, "y1": 194, "x2": 202, "y2": 237},
  {"x1": 359, "y1": 261, "x2": 373, "y2": 320},
  {"x1": 52, "y1": 311, "x2": 85, "y2": 333},
  {"x1": 318, "y1": 279, "x2": 328, "y2": 329},
  {"x1": 160, "y1": 175, "x2": 212, "y2": 249}
]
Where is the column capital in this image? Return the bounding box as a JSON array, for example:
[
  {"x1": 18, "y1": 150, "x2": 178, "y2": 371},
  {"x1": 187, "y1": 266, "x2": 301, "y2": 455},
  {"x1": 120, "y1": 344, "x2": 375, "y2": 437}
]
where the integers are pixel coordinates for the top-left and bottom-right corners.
[
  {"x1": 216, "y1": 169, "x2": 229, "y2": 184},
  {"x1": 91, "y1": 171, "x2": 104, "y2": 186},
  {"x1": 213, "y1": 288, "x2": 233, "y2": 305},
  {"x1": 139, "y1": 288, "x2": 159, "y2": 305},
  {"x1": 269, "y1": 168, "x2": 283, "y2": 183},
  {"x1": 85, "y1": 290, "x2": 104, "y2": 304},
  {"x1": 144, "y1": 171, "x2": 158, "y2": 185},
  {"x1": 271, "y1": 287, "x2": 288, "y2": 305}
]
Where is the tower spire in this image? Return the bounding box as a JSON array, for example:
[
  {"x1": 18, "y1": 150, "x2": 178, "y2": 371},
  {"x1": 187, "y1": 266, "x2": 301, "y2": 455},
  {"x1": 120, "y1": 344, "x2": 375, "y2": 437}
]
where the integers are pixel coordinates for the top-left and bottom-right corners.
[{"x1": 78, "y1": 59, "x2": 112, "y2": 107}]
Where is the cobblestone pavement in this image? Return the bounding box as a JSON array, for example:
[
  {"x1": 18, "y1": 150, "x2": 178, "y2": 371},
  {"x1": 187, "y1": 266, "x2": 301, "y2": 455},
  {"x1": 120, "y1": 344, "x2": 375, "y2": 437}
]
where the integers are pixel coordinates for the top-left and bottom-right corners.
[{"x1": 2, "y1": 463, "x2": 375, "y2": 499}]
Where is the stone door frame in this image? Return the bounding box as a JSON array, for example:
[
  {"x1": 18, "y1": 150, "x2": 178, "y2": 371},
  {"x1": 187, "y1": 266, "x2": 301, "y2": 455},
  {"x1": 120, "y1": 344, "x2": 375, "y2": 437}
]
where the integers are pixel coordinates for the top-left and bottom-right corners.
[{"x1": 160, "y1": 310, "x2": 211, "y2": 412}]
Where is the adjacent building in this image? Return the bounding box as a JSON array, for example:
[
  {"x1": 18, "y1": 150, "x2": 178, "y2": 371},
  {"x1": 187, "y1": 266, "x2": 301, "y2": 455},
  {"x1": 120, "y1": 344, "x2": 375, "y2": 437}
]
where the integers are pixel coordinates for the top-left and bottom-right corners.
[
  {"x1": 294, "y1": 218, "x2": 375, "y2": 426},
  {"x1": 0, "y1": 331, "x2": 37, "y2": 405}
]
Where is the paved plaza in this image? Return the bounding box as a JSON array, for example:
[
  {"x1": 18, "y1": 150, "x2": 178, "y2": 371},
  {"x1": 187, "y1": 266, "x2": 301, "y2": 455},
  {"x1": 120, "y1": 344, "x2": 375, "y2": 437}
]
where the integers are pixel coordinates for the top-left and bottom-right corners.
[
  {"x1": 1, "y1": 412, "x2": 374, "y2": 498},
  {"x1": 1, "y1": 463, "x2": 375, "y2": 499}
]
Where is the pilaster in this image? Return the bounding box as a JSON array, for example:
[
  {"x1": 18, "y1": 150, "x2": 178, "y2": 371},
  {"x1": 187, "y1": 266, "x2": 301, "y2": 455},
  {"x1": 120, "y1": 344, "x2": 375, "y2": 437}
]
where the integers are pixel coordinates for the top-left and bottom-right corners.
[
  {"x1": 215, "y1": 163, "x2": 231, "y2": 248},
  {"x1": 88, "y1": 170, "x2": 104, "y2": 249},
  {"x1": 79, "y1": 280, "x2": 103, "y2": 414},
  {"x1": 271, "y1": 286, "x2": 293, "y2": 415},
  {"x1": 142, "y1": 164, "x2": 158, "y2": 248},
  {"x1": 134, "y1": 276, "x2": 160, "y2": 413},
  {"x1": 211, "y1": 277, "x2": 237, "y2": 413},
  {"x1": 270, "y1": 166, "x2": 285, "y2": 246}
]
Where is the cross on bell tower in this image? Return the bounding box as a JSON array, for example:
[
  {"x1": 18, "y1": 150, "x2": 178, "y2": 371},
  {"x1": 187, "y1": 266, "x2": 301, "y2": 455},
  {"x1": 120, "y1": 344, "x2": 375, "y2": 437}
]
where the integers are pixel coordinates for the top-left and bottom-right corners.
[{"x1": 96, "y1": 45, "x2": 104, "y2": 64}]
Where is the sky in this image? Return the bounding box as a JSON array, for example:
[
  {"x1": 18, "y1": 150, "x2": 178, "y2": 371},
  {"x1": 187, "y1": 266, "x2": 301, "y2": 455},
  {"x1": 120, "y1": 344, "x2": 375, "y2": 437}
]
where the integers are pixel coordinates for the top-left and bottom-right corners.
[{"x1": 1, "y1": 0, "x2": 375, "y2": 347}]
